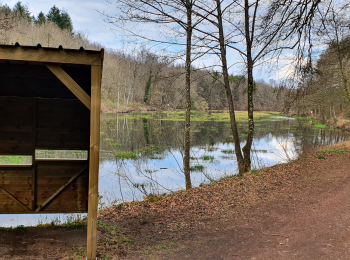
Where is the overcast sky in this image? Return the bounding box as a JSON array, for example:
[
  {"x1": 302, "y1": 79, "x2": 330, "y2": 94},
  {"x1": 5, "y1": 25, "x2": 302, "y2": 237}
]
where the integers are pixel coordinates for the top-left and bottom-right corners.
[
  {"x1": 1, "y1": 0, "x2": 297, "y2": 80},
  {"x1": 2, "y1": 0, "x2": 120, "y2": 48}
]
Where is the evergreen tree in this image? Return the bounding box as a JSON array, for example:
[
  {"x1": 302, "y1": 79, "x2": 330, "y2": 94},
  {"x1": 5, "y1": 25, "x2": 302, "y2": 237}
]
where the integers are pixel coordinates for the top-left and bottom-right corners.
[
  {"x1": 35, "y1": 11, "x2": 46, "y2": 25},
  {"x1": 0, "y1": 4, "x2": 11, "y2": 16},
  {"x1": 12, "y1": 1, "x2": 32, "y2": 22},
  {"x1": 46, "y1": 5, "x2": 73, "y2": 32}
]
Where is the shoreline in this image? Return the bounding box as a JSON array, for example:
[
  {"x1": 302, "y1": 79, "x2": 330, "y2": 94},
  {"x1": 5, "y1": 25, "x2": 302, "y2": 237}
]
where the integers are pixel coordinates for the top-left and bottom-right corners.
[{"x1": 1, "y1": 141, "x2": 350, "y2": 259}]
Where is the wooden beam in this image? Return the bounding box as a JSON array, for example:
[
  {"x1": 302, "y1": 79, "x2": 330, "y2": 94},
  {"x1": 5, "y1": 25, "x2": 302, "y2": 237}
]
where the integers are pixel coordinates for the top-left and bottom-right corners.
[
  {"x1": 87, "y1": 65, "x2": 102, "y2": 260},
  {"x1": 32, "y1": 99, "x2": 37, "y2": 211},
  {"x1": 46, "y1": 64, "x2": 91, "y2": 110},
  {"x1": 0, "y1": 45, "x2": 102, "y2": 65},
  {"x1": 0, "y1": 187, "x2": 31, "y2": 212},
  {"x1": 35, "y1": 166, "x2": 87, "y2": 212}
]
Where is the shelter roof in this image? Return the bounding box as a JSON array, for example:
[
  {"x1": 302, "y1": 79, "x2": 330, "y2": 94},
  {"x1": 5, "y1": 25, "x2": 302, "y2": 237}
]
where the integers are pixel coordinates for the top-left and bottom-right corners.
[{"x1": 0, "y1": 43, "x2": 104, "y2": 66}]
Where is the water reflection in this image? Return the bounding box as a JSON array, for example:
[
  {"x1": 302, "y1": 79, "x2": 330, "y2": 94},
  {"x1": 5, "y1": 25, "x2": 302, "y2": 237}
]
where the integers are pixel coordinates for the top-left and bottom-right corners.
[
  {"x1": 0, "y1": 113, "x2": 348, "y2": 227},
  {"x1": 98, "y1": 113, "x2": 348, "y2": 204}
]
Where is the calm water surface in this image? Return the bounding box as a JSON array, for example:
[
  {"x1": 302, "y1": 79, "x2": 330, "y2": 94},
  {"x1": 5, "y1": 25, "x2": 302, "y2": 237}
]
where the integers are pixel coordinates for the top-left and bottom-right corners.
[{"x1": 1, "y1": 112, "x2": 348, "y2": 227}]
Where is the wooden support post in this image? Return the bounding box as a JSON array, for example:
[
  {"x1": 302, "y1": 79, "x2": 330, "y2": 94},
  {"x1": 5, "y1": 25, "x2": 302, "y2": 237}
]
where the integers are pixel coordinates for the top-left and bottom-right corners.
[
  {"x1": 32, "y1": 99, "x2": 37, "y2": 211},
  {"x1": 87, "y1": 65, "x2": 102, "y2": 260}
]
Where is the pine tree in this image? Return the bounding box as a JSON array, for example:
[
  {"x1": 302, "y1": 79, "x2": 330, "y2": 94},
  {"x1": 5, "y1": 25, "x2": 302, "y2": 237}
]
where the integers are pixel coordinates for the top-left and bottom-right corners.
[
  {"x1": 12, "y1": 1, "x2": 32, "y2": 22},
  {"x1": 46, "y1": 5, "x2": 73, "y2": 32},
  {"x1": 35, "y1": 11, "x2": 46, "y2": 25}
]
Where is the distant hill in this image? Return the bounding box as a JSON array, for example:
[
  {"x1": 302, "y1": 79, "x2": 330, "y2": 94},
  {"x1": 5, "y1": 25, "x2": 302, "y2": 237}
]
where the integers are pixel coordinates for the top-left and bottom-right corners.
[{"x1": 0, "y1": 2, "x2": 282, "y2": 112}]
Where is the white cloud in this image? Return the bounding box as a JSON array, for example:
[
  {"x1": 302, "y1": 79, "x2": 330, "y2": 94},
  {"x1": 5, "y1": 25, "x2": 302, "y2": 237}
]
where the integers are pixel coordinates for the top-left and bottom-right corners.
[
  {"x1": 3, "y1": 0, "x2": 121, "y2": 48},
  {"x1": 1, "y1": 1, "x2": 304, "y2": 80}
]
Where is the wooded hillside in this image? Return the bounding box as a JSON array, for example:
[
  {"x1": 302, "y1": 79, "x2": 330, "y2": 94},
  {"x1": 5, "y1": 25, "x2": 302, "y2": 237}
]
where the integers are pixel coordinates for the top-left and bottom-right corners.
[{"x1": 0, "y1": 2, "x2": 281, "y2": 112}]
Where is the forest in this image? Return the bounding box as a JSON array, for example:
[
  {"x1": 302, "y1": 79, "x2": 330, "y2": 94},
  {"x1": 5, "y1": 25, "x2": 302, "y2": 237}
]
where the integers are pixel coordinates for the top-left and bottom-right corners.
[
  {"x1": 0, "y1": 1, "x2": 282, "y2": 113},
  {"x1": 2, "y1": 2, "x2": 348, "y2": 123}
]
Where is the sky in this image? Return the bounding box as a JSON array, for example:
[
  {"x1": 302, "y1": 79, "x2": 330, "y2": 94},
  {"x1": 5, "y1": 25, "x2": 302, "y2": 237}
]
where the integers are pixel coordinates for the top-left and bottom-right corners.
[
  {"x1": 2, "y1": 0, "x2": 119, "y2": 47},
  {"x1": 1, "y1": 0, "x2": 298, "y2": 81}
]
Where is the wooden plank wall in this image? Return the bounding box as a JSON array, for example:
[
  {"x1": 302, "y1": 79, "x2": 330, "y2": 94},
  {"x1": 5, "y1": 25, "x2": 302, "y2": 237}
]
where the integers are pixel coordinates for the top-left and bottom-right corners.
[
  {"x1": 0, "y1": 63, "x2": 91, "y2": 99},
  {"x1": 35, "y1": 161, "x2": 88, "y2": 213},
  {"x1": 0, "y1": 167, "x2": 33, "y2": 213},
  {"x1": 0, "y1": 97, "x2": 90, "y2": 213},
  {"x1": 0, "y1": 98, "x2": 34, "y2": 155},
  {"x1": 36, "y1": 99, "x2": 90, "y2": 150}
]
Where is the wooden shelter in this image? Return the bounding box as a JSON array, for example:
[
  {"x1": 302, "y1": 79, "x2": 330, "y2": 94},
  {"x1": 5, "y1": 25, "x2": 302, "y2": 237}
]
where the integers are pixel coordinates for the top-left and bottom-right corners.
[{"x1": 0, "y1": 44, "x2": 104, "y2": 259}]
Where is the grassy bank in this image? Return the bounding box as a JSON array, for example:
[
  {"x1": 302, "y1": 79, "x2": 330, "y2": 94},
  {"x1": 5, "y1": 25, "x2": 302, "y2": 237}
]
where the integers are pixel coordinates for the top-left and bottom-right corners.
[
  {"x1": 292, "y1": 114, "x2": 350, "y2": 131},
  {"x1": 111, "y1": 110, "x2": 282, "y2": 122}
]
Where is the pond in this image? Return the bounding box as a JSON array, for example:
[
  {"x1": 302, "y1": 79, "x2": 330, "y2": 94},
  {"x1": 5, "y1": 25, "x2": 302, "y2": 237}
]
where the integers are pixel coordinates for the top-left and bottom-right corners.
[{"x1": 0, "y1": 111, "x2": 348, "y2": 227}]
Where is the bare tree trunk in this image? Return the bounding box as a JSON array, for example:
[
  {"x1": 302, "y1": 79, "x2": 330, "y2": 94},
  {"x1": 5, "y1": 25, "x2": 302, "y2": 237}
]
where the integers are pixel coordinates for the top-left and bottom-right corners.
[
  {"x1": 242, "y1": 58, "x2": 254, "y2": 172},
  {"x1": 216, "y1": 0, "x2": 245, "y2": 173},
  {"x1": 117, "y1": 90, "x2": 120, "y2": 109},
  {"x1": 336, "y1": 46, "x2": 350, "y2": 102},
  {"x1": 183, "y1": 0, "x2": 193, "y2": 190},
  {"x1": 242, "y1": 0, "x2": 255, "y2": 172}
]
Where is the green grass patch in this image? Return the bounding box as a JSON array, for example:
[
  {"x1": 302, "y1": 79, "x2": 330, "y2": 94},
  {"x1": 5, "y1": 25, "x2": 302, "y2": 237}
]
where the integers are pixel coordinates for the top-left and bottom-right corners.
[
  {"x1": 65, "y1": 221, "x2": 87, "y2": 229},
  {"x1": 203, "y1": 155, "x2": 214, "y2": 160},
  {"x1": 190, "y1": 165, "x2": 204, "y2": 172},
  {"x1": 319, "y1": 149, "x2": 348, "y2": 155},
  {"x1": 0, "y1": 156, "x2": 23, "y2": 164},
  {"x1": 252, "y1": 149, "x2": 268, "y2": 153},
  {"x1": 0, "y1": 155, "x2": 32, "y2": 165},
  {"x1": 113, "y1": 151, "x2": 138, "y2": 160},
  {"x1": 221, "y1": 149, "x2": 234, "y2": 154},
  {"x1": 315, "y1": 149, "x2": 348, "y2": 159},
  {"x1": 294, "y1": 116, "x2": 310, "y2": 120},
  {"x1": 0, "y1": 225, "x2": 28, "y2": 232},
  {"x1": 142, "y1": 115, "x2": 154, "y2": 120},
  {"x1": 0, "y1": 227, "x2": 13, "y2": 232},
  {"x1": 314, "y1": 124, "x2": 326, "y2": 129},
  {"x1": 158, "y1": 111, "x2": 280, "y2": 122}
]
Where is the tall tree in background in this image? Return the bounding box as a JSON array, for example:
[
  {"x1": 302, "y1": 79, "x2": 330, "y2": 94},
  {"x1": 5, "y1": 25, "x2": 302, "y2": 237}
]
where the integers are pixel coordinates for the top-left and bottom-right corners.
[
  {"x1": 0, "y1": 3, "x2": 15, "y2": 44},
  {"x1": 191, "y1": 0, "x2": 321, "y2": 173},
  {"x1": 47, "y1": 5, "x2": 73, "y2": 32},
  {"x1": 315, "y1": 0, "x2": 350, "y2": 102},
  {"x1": 107, "y1": 0, "x2": 204, "y2": 190},
  {"x1": 12, "y1": 1, "x2": 32, "y2": 22},
  {"x1": 35, "y1": 11, "x2": 46, "y2": 25},
  {"x1": 0, "y1": 4, "x2": 11, "y2": 15}
]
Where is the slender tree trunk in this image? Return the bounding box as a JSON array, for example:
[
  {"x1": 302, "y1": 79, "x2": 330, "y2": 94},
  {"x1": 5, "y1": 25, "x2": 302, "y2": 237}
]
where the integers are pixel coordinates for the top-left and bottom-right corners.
[
  {"x1": 241, "y1": 0, "x2": 255, "y2": 172},
  {"x1": 117, "y1": 90, "x2": 120, "y2": 109},
  {"x1": 183, "y1": 0, "x2": 193, "y2": 190},
  {"x1": 216, "y1": 0, "x2": 245, "y2": 173},
  {"x1": 335, "y1": 29, "x2": 350, "y2": 103},
  {"x1": 337, "y1": 50, "x2": 350, "y2": 102}
]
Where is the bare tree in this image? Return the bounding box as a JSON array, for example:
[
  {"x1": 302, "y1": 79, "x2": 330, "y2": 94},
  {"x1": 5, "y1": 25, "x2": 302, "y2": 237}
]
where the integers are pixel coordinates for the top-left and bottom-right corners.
[
  {"x1": 315, "y1": 0, "x2": 350, "y2": 102},
  {"x1": 191, "y1": 0, "x2": 321, "y2": 173},
  {"x1": 106, "y1": 0, "x2": 207, "y2": 189}
]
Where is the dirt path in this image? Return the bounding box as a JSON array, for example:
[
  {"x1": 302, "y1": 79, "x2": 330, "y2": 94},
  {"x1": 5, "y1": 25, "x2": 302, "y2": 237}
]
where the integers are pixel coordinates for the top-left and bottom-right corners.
[
  {"x1": 1, "y1": 141, "x2": 350, "y2": 259},
  {"x1": 157, "y1": 155, "x2": 350, "y2": 260}
]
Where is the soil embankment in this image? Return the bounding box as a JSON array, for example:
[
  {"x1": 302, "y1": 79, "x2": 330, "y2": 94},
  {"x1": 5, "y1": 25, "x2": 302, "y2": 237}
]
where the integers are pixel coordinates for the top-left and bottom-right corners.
[{"x1": 1, "y1": 141, "x2": 350, "y2": 259}]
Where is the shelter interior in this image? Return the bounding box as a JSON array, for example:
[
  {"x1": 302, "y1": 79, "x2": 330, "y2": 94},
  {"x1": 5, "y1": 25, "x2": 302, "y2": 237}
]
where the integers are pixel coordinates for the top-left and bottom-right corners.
[{"x1": 0, "y1": 45, "x2": 102, "y2": 214}]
